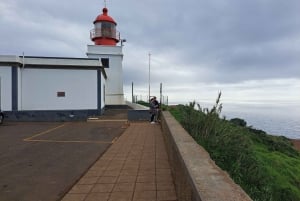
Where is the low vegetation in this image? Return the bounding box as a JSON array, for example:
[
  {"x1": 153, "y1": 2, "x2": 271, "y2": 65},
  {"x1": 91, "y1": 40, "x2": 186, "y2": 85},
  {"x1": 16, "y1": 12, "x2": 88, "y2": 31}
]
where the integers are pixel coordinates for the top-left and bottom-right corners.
[
  {"x1": 136, "y1": 100, "x2": 150, "y2": 107},
  {"x1": 169, "y1": 92, "x2": 300, "y2": 201},
  {"x1": 136, "y1": 100, "x2": 168, "y2": 111}
]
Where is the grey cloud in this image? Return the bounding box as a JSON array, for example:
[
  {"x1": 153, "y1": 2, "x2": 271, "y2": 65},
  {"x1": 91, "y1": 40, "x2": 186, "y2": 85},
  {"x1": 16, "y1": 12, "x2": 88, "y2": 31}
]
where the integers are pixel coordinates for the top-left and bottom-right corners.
[
  {"x1": 1, "y1": 0, "x2": 300, "y2": 93},
  {"x1": 115, "y1": 0, "x2": 300, "y2": 84}
]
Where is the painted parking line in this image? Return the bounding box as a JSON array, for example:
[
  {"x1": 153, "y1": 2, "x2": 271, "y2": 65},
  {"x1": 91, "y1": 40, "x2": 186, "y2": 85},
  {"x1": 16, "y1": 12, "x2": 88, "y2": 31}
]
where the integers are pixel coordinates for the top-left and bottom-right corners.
[
  {"x1": 23, "y1": 123, "x2": 117, "y2": 144},
  {"x1": 23, "y1": 124, "x2": 66, "y2": 141},
  {"x1": 87, "y1": 119, "x2": 127, "y2": 121},
  {"x1": 24, "y1": 137, "x2": 118, "y2": 144}
]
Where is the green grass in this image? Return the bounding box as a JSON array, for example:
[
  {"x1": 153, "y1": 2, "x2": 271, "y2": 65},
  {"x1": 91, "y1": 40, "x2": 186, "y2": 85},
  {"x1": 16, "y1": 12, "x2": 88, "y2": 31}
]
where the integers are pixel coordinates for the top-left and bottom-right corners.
[
  {"x1": 136, "y1": 100, "x2": 150, "y2": 107},
  {"x1": 253, "y1": 145, "x2": 300, "y2": 201},
  {"x1": 168, "y1": 96, "x2": 300, "y2": 201},
  {"x1": 136, "y1": 100, "x2": 168, "y2": 111}
]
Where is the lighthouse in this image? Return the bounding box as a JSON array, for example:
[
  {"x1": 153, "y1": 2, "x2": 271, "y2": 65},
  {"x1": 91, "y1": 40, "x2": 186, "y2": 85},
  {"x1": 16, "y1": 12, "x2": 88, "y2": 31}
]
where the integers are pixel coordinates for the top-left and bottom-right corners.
[
  {"x1": 87, "y1": 6, "x2": 125, "y2": 106},
  {"x1": 90, "y1": 7, "x2": 119, "y2": 46}
]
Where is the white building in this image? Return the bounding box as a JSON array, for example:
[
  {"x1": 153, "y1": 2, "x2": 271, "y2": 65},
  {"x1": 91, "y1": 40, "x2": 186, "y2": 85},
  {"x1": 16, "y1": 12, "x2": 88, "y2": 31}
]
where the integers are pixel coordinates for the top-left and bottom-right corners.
[
  {"x1": 0, "y1": 56, "x2": 107, "y2": 121},
  {"x1": 0, "y1": 7, "x2": 125, "y2": 121}
]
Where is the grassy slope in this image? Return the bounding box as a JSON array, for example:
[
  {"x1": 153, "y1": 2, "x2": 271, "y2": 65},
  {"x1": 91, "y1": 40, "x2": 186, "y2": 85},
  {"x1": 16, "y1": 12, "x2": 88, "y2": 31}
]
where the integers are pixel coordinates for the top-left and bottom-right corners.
[{"x1": 169, "y1": 105, "x2": 300, "y2": 201}]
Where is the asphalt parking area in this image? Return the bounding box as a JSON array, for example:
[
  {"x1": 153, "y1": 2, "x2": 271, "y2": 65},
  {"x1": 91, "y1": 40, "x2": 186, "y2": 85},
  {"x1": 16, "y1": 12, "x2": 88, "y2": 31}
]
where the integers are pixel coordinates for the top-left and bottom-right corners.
[
  {"x1": 23, "y1": 122, "x2": 122, "y2": 144},
  {"x1": 0, "y1": 121, "x2": 127, "y2": 201}
]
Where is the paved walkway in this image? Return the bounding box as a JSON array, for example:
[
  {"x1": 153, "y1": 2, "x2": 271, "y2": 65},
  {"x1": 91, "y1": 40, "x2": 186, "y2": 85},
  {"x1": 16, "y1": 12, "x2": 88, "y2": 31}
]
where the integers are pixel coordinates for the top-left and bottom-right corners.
[{"x1": 61, "y1": 122, "x2": 177, "y2": 201}]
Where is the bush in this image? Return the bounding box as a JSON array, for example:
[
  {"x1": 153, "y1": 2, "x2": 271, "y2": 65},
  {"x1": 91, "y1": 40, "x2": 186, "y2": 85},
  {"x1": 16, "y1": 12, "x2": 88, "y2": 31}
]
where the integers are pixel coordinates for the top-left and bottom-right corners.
[
  {"x1": 169, "y1": 94, "x2": 300, "y2": 201},
  {"x1": 230, "y1": 118, "x2": 247, "y2": 127}
]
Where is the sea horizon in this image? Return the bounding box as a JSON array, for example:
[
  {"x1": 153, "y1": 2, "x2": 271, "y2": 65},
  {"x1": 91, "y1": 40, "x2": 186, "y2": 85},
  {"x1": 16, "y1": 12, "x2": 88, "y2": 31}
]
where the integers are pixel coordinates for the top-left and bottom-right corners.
[
  {"x1": 222, "y1": 102, "x2": 300, "y2": 139},
  {"x1": 168, "y1": 100, "x2": 300, "y2": 139}
]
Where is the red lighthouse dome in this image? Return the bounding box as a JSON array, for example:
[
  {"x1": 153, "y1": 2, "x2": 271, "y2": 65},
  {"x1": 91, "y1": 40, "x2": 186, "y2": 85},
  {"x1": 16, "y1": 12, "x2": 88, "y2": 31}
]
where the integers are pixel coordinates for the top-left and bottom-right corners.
[{"x1": 90, "y1": 7, "x2": 120, "y2": 46}]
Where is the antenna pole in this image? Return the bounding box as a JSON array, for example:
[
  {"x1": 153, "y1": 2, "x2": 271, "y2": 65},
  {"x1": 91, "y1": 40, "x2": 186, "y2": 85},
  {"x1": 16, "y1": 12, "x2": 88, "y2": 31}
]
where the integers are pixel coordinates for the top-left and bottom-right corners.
[{"x1": 148, "y1": 52, "x2": 151, "y2": 103}]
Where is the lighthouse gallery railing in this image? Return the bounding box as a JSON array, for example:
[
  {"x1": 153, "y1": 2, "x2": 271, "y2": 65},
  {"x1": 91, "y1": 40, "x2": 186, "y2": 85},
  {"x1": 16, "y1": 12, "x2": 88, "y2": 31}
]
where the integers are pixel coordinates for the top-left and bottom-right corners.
[{"x1": 90, "y1": 28, "x2": 120, "y2": 41}]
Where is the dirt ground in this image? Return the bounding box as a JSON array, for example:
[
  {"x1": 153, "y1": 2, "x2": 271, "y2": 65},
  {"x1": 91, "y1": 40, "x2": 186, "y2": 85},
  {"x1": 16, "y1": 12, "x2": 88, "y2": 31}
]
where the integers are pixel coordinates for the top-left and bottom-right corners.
[{"x1": 291, "y1": 139, "x2": 300, "y2": 151}]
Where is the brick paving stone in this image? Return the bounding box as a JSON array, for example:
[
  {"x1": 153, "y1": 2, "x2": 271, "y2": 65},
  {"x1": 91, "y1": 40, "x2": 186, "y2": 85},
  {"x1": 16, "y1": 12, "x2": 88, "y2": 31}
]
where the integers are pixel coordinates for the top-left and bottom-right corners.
[
  {"x1": 122, "y1": 166, "x2": 139, "y2": 171},
  {"x1": 133, "y1": 190, "x2": 156, "y2": 201},
  {"x1": 91, "y1": 183, "x2": 115, "y2": 193},
  {"x1": 136, "y1": 175, "x2": 156, "y2": 183},
  {"x1": 157, "y1": 190, "x2": 177, "y2": 201},
  {"x1": 90, "y1": 166, "x2": 107, "y2": 172},
  {"x1": 156, "y1": 162, "x2": 170, "y2": 169},
  {"x1": 113, "y1": 183, "x2": 135, "y2": 192},
  {"x1": 156, "y1": 168, "x2": 171, "y2": 175},
  {"x1": 109, "y1": 191, "x2": 134, "y2": 201},
  {"x1": 138, "y1": 170, "x2": 155, "y2": 176},
  {"x1": 85, "y1": 170, "x2": 104, "y2": 177},
  {"x1": 97, "y1": 176, "x2": 118, "y2": 184},
  {"x1": 156, "y1": 175, "x2": 174, "y2": 183},
  {"x1": 78, "y1": 177, "x2": 99, "y2": 185},
  {"x1": 120, "y1": 169, "x2": 138, "y2": 176},
  {"x1": 157, "y1": 182, "x2": 175, "y2": 191},
  {"x1": 117, "y1": 175, "x2": 137, "y2": 183},
  {"x1": 140, "y1": 161, "x2": 155, "y2": 166},
  {"x1": 95, "y1": 159, "x2": 112, "y2": 166},
  {"x1": 62, "y1": 122, "x2": 177, "y2": 201},
  {"x1": 110, "y1": 160, "x2": 125, "y2": 165},
  {"x1": 61, "y1": 193, "x2": 87, "y2": 201},
  {"x1": 69, "y1": 184, "x2": 93, "y2": 194},
  {"x1": 135, "y1": 183, "x2": 156, "y2": 191},
  {"x1": 85, "y1": 193, "x2": 110, "y2": 201},
  {"x1": 103, "y1": 170, "x2": 121, "y2": 177},
  {"x1": 139, "y1": 166, "x2": 155, "y2": 171},
  {"x1": 106, "y1": 165, "x2": 123, "y2": 171},
  {"x1": 123, "y1": 164, "x2": 139, "y2": 170}
]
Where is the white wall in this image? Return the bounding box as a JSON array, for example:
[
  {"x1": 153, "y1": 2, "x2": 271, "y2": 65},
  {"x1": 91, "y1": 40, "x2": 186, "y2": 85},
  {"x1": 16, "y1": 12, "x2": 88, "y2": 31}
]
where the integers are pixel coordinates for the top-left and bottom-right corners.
[
  {"x1": 0, "y1": 67, "x2": 12, "y2": 111},
  {"x1": 105, "y1": 55, "x2": 124, "y2": 95},
  {"x1": 101, "y1": 73, "x2": 106, "y2": 108},
  {"x1": 99, "y1": 55, "x2": 125, "y2": 105},
  {"x1": 21, "y1": 68, "x2": 98, "y2": 110},
  {"x1": 87, "y1": 45, "x2": 125, "y2": 105}
]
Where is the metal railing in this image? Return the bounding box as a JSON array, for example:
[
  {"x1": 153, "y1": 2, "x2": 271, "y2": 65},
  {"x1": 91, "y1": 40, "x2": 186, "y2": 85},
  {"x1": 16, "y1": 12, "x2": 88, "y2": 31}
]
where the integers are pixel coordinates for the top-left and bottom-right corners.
[
  {"x1": 90, "y1": 28, "x2": 120, "y2": 41},
  {"x1": 131, "y1": 95, "x2": 169, "y2": 106}
]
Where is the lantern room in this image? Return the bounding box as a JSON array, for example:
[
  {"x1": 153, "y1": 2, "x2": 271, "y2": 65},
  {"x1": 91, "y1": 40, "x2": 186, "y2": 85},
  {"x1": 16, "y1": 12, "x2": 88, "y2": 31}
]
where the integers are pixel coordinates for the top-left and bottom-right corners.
[{"x1": 90, "y1": 7, "x2": 120, "y2": 46}]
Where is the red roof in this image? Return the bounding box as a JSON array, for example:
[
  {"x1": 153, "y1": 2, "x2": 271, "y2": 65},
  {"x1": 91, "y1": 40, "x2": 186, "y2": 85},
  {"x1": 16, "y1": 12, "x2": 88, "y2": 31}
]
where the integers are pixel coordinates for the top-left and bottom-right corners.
[{"x1": 94, "y1": 8, "x2": 117, "y2": 25}]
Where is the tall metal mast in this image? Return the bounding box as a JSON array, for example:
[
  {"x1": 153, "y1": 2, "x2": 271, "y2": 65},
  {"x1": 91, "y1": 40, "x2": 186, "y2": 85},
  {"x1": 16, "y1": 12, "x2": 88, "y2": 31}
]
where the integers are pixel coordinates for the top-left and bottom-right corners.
[{"x1": 148, "y1": 52, "x2": 151, "y2": 102}]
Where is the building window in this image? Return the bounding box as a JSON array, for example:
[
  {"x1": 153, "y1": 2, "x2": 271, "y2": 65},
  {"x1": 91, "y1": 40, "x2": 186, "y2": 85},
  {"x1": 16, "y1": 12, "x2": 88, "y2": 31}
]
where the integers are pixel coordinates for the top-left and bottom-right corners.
[
  {"x1": 57, "y1": 91, "x2": 65, "y2": 97},
  {"x1": 94, "y1": 21, "x2": 116, "y2": 38}
]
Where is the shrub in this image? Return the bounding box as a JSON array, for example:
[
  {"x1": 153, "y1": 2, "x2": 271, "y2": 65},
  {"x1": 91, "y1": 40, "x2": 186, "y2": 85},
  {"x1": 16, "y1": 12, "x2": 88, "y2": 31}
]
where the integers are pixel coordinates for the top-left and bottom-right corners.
[
  {"x1": 230, "y1": 118, "x2": 247, "y2": 127},
  {"x1": 169, "y1": 93, "x2": 300, "y2": 201}
]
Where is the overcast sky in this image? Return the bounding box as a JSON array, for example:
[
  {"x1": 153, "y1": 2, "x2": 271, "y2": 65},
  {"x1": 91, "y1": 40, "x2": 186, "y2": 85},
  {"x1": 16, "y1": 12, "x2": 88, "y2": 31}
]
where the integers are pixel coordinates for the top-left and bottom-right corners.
[{"x1": 1, "y1": 0, "x2": 299, "y2": 105}]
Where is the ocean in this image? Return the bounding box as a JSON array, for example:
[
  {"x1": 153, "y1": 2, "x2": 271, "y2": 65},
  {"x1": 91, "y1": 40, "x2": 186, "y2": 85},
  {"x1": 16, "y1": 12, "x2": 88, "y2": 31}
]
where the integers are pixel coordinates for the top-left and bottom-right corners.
[{"x1": 220, "y1": 102, "x2": 300, "y2": 139}]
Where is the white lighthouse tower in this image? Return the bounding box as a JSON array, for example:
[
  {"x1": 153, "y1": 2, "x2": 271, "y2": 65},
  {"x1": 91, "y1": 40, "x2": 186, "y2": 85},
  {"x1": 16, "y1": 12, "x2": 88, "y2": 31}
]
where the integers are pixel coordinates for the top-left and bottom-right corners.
[{"x1": 87, "y1": 6, "x2": 125, "y2": 106}]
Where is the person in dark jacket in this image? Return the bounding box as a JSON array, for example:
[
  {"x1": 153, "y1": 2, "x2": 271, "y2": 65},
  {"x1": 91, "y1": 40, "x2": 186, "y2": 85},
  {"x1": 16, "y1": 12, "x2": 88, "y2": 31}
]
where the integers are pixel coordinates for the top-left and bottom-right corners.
[
  {"x1": 149, "y1": 96, "x2": 159, "y2": 124},
  {"x1": 0, "y1": 110, "x2": 4, "y2": 125}
]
